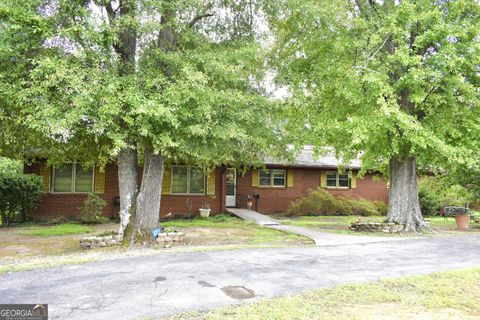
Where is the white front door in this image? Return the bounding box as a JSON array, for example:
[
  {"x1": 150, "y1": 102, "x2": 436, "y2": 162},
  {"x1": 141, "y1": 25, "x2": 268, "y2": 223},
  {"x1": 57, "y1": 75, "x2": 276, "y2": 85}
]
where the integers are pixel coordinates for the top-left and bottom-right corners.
[{"x1": 226, "y1": 168, "x2": 236, "y2": 207}]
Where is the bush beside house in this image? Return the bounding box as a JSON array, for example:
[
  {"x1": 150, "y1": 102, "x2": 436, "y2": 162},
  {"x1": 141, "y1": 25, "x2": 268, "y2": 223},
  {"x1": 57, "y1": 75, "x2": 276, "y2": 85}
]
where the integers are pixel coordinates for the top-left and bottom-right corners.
[
  {"x1": 0, "y1": 171, "x2": 43, "y2": 226},
  {"x1": 286, "y1": 188, "x2": 386, "y2": 217},
  {"x1": 79, "y1": 193, "x2": 109, "y2": 224}
]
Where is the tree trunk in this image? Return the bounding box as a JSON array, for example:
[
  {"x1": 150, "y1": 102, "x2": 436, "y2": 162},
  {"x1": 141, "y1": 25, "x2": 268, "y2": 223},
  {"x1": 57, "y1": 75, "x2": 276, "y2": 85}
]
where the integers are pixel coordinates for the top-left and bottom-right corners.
[
  {"x1": 130, "y1": 144, "x2": 164, "y2": 244},
  {"x1": 387, "y1": 155, "x2": 429, "y2": 232},
  {"x1": 117, "y1": 148, "x2": 138, "y2": 235}
]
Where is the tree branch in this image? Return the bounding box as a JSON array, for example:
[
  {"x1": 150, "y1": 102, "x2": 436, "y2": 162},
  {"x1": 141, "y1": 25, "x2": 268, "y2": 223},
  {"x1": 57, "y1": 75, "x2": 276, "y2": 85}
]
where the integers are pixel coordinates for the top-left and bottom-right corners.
[
  {"x1": 188, "y1": 12, "x2": 214, "y2": 28},
  {"x1": 188, "y1": 4, "x2": 214, "y2": 28}
]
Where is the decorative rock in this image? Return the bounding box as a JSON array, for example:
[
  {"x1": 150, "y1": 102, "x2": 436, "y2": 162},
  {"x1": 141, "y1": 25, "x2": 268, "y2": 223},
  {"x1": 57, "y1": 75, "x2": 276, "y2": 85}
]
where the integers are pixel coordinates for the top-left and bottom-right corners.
[
  {"x1": 80, "y1": 233, "x2": 123, "y2": 249},
  {"x1": 350, "y1": 221, "x2": 404, "y2": 233}
]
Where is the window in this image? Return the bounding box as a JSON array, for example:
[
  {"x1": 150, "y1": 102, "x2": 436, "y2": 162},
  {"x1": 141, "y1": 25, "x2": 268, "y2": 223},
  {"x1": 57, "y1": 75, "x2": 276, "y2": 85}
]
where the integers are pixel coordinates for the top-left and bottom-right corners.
[
  {"x1": 53, "y1": 164, "x2": 93, "y2": 193},
  {"x1": 258, "y1": 169, "x2": 286, "y2": 187},
  {"x1": 171, "y1": 166, "x2": 205, "y2": 195},
  {"x1": 326, "y1": 171, "x2": 337, "y2": 187},
  {"x1": 326, "y1": 171, "x2": 350, "y2": 188}
]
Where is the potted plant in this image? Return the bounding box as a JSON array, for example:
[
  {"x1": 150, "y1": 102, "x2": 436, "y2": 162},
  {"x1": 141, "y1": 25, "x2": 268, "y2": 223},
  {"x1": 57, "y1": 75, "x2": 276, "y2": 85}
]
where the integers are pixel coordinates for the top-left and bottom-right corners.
[
  {"x1": 445, "y1": 206, "x2": 470, "y2": 229},
  {"x1": 199, "y1": 202, "x2": 211, "y2": 218}
]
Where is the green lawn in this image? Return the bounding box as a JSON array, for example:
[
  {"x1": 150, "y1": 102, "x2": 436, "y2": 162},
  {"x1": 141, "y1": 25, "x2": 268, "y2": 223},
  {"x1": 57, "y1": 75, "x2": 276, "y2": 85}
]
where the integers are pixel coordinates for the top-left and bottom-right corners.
[
  {"x1": 162, "y1": 214, "x2": 310, "y2": 245},
  {"x1": 277, "y1": 214, "x2": 480, "y2": 236},
  {"x1": 161, "y1": 214, "x2": 249, "y2": 229},
  {"x1": 18, "y1": 223, "x2": 93, "y2": 237},
  {"x1": 276, "y1": 215, "x2": 391, "y2": 236},
  {"x1": 170, "y1": 268, "x2": 480, "y2": 320},
  {"x1": 425, "y1": 214, "x2": 479, "y2": 227},
  {"x1": 276, "y1": 215, "x2": 368, "y2": 227}
]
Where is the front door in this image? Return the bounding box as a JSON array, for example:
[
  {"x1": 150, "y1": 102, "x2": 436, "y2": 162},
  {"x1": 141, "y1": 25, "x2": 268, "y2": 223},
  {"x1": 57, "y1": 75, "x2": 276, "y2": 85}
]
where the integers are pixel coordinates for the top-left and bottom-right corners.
[{"x1": 226, "y1": 168, "x2": 236, "y2": 207}]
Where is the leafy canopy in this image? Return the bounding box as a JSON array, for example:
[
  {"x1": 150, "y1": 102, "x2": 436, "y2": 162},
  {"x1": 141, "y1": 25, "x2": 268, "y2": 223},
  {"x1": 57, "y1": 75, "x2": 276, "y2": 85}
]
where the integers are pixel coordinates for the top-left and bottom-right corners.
[
  {"x1": 0, "y1": 0, "x2": 277, "y2": 168},
  {"x1": 269, "y1": 0, "x2": 480, "y2": 175}
]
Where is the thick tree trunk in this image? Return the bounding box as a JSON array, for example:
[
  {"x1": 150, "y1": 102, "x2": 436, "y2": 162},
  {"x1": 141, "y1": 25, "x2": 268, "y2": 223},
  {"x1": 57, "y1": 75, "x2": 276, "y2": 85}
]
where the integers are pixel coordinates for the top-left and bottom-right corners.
[
  {"x1": 130, "y1": 145, "x2": 164, "y2": 244},
  {"x1": 117, "y1": 148, "x2": 138, "y2": 235},
  {"x1": 387, "y1": 155, "x2": 429, "y2": 232}
]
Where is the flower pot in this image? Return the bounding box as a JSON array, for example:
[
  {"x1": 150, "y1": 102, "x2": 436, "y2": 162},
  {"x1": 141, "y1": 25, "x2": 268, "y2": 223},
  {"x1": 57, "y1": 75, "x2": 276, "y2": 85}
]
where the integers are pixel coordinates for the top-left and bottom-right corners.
[
  {"x1": 455, "y1": 214, "x2": 470, "y2": 229},
  {"x1": 199, "y1": 208, "x2": 211, "y2": 218}
]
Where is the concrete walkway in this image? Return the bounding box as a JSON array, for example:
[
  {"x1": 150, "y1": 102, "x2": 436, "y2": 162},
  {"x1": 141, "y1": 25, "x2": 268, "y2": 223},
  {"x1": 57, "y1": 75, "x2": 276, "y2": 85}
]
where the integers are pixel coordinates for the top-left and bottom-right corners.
[
  {"x1": 2, "y1": 236, "x2": 480, "y2": 320},
  {"x1": 226, "y1": 208, "x2": 406, "y2": 246}
]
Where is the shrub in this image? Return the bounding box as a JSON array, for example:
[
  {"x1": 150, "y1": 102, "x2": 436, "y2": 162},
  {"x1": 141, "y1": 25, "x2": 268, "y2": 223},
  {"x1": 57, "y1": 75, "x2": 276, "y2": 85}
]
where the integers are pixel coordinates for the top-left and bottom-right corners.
[
  {"x1": 286, "y1": 188, "x2": 381, "y2": 216},
  {"x1": 440, "y1": 184, "x2": 474, "y2": 207},
  {"x1": 0, "y1": 172, "x2": 43, "y2": 226},
  {"x1": 349, "y1": 198, "x2": 380, "y2": 216},
  {"x1": 418, "y1": 184, "x2": 441, "y2": 216},
  {"x1": 79, "y1": 193, "x2": 108, "y2": 224},
  {"x1": 0, "y1": 157, "x2": 22, "y2": 174},
  {"x1": 418, "y1": 176, "x2": 475, "y2": 215},
  {"x1": 373, "y1": 201, "x2": 388, "y2": 215},
  {"x1": 285, "y1": 188, "x2": 342, "y2": 216}
]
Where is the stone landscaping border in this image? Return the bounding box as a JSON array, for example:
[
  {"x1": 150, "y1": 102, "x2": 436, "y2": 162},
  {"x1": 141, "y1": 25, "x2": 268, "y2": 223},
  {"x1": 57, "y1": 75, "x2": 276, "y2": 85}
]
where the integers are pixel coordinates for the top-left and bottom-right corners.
[
  {"x1": 350, "y1": 221, "x2": 403, "y2": 233},
  {"x1": 80, "y1": 234, "x2": 123, "y2": 249},
  {"x1": 156, "y1": 232, "x2": 185, "y2": 247},
  {"x1": 80, "y1": 232, "x2": 185, "y2": 249}
]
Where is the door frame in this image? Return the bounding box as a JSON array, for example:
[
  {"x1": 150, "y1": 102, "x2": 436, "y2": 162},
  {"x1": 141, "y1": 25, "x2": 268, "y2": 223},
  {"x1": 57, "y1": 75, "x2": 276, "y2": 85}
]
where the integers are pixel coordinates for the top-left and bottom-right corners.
[{"x1": 225, "y1": 168, "x2": 236, "y2": 207}]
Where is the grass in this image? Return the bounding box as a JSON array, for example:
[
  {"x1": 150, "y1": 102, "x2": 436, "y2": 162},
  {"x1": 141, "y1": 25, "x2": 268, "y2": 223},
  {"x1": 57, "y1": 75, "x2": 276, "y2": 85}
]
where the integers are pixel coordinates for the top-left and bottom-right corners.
[
  {"x1": 276, "y1": 215, "x2": 366, "y2": 227},
  {"x1": 170, "y1": 268, "x2": 480, "y2": 320},
  {"x1": 162, "y1": 213, "x2": 310, "y2": 245},
  {"x1": 161, "y1": 214, "x2": 248, "y2": 229},
  {"x1": 0, "y1": 214, "x2": 311, "y2": 273},
  {"x1": 18, "y1": 223, "x2": 93, "y2": 237},
  {"x1": 277, "y1": 214, "x2": 480, "y2": 236},
  {"x1": 276, "y1": 215, "x2": 392, "y2": 236}
]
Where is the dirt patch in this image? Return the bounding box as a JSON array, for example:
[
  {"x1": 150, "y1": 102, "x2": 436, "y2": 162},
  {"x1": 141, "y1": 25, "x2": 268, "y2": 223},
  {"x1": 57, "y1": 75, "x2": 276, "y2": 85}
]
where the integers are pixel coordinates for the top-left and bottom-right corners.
[
  {"x1": 0, "y1": 223, "x2": 310, "y2": 262},
  {"x1": 0, "y1": 223, "x2": 118, "y2": 259}
]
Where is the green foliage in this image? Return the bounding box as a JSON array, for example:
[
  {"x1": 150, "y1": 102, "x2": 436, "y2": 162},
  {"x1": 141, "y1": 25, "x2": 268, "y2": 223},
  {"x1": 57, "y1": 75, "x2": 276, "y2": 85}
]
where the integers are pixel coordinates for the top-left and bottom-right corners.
[
  {"x1": 0, "y1": 0, "x2": 276, "y2": 169},
  {"x1": 441, "y1": 185, "x2": 475, "y2": 208},
  {"x1": 418, "y1": 176, "x2": 475, "y2": 215},
  {"x1": 45, "y1": 216, "x2": 68, "y2": 225},
  {"x1": 20, "y1": 223, "x2": 92, "y2": 237},
  {"x1": 348, "y1": 198, "x2": 381, "y2": 217},
  {"x1": 286, "y1": 188, "x2": 385, "y2": 217},
  {"x1": 269, "y1": 0, "x2": 480, "y2": 179},
  {"x1": 286, "y1": 188, "x2": 348, "y2": 216},
  {"x1": 79, "y1": 193, "x2": 108, "y2": 224},
  {"x1": 418, "y1": 184, "x2": 441, "y2": 216},
  {"x1": 0, "y1": 172, "x2": 43, "y2": 226},
  {"x1": 212, "y1": 213, "x2": 234, "y2": 222},
  {"x1": 373, "y1": 201, "x2": 388, "y2": 216},
  {"x1": 0, "y1": 157, "x2": 22, "y2": 174}
]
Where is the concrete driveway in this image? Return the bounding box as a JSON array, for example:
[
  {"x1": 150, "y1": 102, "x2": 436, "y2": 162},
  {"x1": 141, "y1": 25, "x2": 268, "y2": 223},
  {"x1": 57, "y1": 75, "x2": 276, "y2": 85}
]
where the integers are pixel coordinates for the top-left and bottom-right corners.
[{"x1": 1, "y1": 236, "x2": 480, "y2": 320}]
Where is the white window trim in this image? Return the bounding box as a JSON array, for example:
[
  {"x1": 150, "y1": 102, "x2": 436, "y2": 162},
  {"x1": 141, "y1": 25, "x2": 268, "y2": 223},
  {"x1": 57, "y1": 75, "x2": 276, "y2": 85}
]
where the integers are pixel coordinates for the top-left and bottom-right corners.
[
  {"x1": 258, "y1": 169, "x2": 286, "y2": 188},
  {"x1": 51, "y1": 164, "x2": 95, "y2": 194},
  {"x1": 326, "y1": 170, "x2": 350, "y2": 189},
  {"x1": 170, "y1": 165, "x2": 206, "y2": 195}
]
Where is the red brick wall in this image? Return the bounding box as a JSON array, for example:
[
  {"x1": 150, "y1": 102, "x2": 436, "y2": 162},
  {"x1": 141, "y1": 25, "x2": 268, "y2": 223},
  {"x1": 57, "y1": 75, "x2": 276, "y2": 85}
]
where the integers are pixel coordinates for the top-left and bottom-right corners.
[
  {"x1": 159, "y1": 168, "x2": 223, "y2": 219},
  {"x1": 27, "y1": 162, "x2": 224, "y2": 221},
  {"x1": 27, "y1": 162, "x2": 388, "y2": 220},
  {"x1": 236, "y1": 168, "x2": 389, "y2": 214},
  {"x1": 25, "y1": 162, "x2": 120, "y2": 221}
]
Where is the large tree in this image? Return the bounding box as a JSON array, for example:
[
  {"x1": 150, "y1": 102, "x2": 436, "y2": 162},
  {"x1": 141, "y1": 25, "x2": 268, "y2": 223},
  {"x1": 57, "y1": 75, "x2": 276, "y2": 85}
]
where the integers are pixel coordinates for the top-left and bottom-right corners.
[
  {"x1": 0, "y1": 0, "x2": 276, "y2": 241},
  {"x1": 268, "y1": 0, "x2": 480, "y2": 231}
]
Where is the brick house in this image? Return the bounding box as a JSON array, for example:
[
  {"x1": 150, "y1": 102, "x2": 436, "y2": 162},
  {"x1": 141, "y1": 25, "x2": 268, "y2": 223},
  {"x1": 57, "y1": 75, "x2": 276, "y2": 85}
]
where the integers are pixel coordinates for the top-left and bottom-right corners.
[{"x1": 25, "y1": 146, "x2": 389, "y2": 220}]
